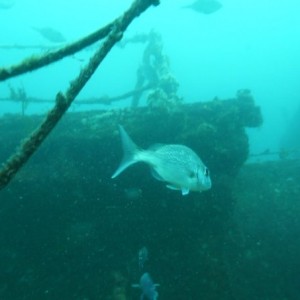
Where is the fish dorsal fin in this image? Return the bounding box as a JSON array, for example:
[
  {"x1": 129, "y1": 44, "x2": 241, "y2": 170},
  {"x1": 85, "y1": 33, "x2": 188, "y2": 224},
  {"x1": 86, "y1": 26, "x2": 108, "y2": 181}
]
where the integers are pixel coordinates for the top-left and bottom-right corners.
[{"x1": 150, "y1": 168, "x2": 164, "y2": 181}]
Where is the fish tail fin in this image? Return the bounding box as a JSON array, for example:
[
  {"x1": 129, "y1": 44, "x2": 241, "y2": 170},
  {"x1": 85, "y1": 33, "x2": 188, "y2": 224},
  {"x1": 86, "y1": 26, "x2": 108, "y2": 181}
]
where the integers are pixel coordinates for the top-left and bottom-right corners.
[{"x1": 111, "y1": 125, "x2": 140, "y2": 179}]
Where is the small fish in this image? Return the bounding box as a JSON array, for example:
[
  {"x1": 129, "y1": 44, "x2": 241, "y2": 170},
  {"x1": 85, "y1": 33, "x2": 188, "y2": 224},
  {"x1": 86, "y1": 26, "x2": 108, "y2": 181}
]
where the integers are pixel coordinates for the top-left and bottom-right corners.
[
  {"x1": 31, "y1": 26, "x2": 66, "y2": 43},
  {"x1": 0, "y1": 0, "x2": 14, "y2": 9},
  {"x1": 111, "y1": 125, "x2": 211, "y2": 196},
  {"x1": 183, "y1": 0, "x2": 222, "y2": 15},
  {"x1": 132, "y1": 272, "x2": 159, "y2": 300},
  {"x1": 138, "y1": 247, "x2": 148, "y2": 271}
]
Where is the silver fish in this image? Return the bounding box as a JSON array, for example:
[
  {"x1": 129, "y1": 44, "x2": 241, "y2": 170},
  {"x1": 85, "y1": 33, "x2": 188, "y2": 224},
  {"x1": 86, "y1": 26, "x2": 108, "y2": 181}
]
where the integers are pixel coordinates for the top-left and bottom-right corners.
[
  {"x1": 183, "y1": 0, "x2": 222, "y2": 15},
  {"x1": 112, "y1": 125, "x2": 211, "y2": 196},
  {"x1": 132, "y1": 272, "x2": 159, "y2": 300},
  {"x1": 0, "y1": 0, "x2": 15, "y2": 9},
  {"x1": 31, "y1": 26, "x2": 66, "y2": 43}
]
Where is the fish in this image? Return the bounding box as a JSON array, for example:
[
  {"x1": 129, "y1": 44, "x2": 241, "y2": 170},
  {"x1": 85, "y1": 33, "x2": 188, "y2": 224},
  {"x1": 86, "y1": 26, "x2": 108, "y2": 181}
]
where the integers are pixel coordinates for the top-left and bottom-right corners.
[
  {"x1": 132, "y1": 272, "x2": 159, "y2": 300},
  {"x1": 31, "y1": 26, "x2": 66, "y2": 43},
  {"x1": 111, "y1": 125, "x2": 211, "y2": 196},
  {"x1": 138, "y1": 246, "x2": 148, "y2": 271},
  {"x1": 183, "y1": 0, "x2": 222, "y2": 15},
  {"x1": 0, "y1": 0, "x2": 15, "y2": 9}
]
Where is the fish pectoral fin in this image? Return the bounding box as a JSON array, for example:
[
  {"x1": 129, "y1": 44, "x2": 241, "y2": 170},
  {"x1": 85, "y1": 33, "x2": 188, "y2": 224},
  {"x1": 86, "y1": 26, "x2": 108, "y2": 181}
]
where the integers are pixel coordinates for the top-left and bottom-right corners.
[
  {"x1": 151, "y1": 168, "x2": 164, "y2": 181},
  {"x1": 166, "y1": 184, "x2": 189, "y2": 195},
  {"x1": 166, "y1": 184, "x2": 180, "y2": 191},
  {"x1": 181, "y1": 187, "x2": 190, "y2": 196}
]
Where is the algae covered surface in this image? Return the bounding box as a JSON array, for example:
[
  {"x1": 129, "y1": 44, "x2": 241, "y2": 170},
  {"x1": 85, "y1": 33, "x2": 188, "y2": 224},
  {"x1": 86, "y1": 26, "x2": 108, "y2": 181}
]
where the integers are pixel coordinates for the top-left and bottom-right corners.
[{"x1": 0, "y1": 94, "x2": 299, "y2": 299}]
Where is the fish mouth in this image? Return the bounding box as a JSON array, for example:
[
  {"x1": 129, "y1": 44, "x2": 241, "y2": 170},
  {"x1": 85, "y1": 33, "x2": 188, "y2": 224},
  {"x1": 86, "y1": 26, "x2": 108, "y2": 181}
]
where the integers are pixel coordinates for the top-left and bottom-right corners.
[{"x1": 199, "y1": 177, "x2": 212, "y2": 191}]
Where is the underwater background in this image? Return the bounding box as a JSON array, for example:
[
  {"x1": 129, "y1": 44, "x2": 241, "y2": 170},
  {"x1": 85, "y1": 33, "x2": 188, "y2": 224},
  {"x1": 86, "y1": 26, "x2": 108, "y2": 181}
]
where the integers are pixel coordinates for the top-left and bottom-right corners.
[{"x1": 1, "y1": 0, "x2": 300, "y2": 299}]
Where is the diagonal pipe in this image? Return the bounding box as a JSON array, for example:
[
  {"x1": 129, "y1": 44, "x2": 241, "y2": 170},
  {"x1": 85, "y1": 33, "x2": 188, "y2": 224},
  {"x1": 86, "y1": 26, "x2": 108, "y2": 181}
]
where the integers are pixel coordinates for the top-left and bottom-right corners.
[{"x1": 0, "y1": 0, "x2": 160, "y2": 190}]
